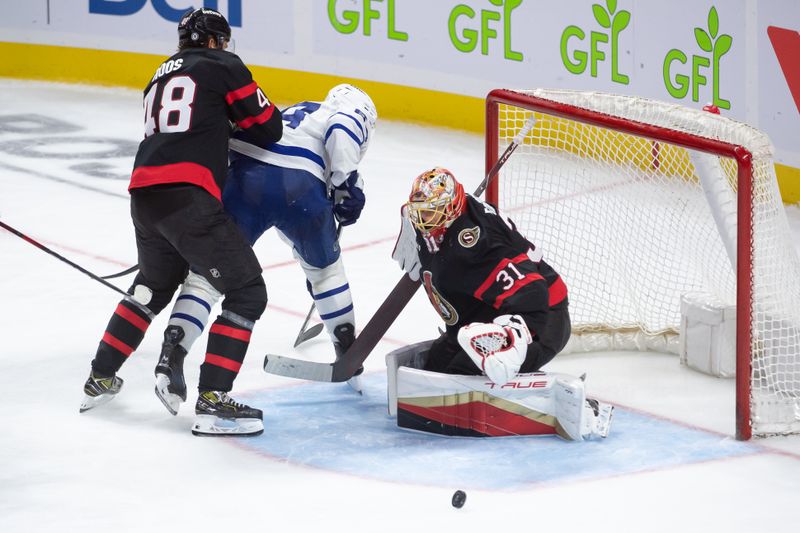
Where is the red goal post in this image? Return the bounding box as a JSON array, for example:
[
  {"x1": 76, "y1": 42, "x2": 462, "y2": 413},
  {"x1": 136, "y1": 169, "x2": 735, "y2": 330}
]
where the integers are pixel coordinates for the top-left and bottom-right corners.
[{"x1": 485, "y1": 88, "x2": 800, "y2": 440}]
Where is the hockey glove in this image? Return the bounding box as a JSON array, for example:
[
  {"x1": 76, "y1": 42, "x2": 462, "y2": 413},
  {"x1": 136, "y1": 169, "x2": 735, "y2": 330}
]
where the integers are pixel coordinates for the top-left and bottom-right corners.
[
  {"x1": 391, "y1": 205, "x2": 421, "y2": 281},
  {"x1": 333, "y1": 171, "x2": 366, "y2": 226},
  {"x1": 457, "y1": 314, "x2": 532, "y2": 385}
]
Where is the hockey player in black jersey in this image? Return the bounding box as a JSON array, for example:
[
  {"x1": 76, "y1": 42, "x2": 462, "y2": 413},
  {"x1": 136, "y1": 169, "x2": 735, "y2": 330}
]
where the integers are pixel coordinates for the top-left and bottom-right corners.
[
  {"x1": 79, "y1": 8, "x2": 283, "y2": 437},
  {"x1": 392, "y1": 167, "x2": 571, "y2": 385}
]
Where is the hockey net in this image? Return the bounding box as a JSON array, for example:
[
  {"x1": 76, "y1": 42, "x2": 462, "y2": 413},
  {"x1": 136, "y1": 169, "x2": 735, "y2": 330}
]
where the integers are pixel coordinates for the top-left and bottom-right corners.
[{"x1": 486, "y1": 88, "x2": 800, "y2": 439}]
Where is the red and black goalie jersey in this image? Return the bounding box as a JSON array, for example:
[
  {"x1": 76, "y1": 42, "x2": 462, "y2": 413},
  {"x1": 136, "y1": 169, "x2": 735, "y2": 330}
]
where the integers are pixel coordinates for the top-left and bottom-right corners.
[
  {"x1": 129, "y1": 48, "x2": 282, "y2": 201},
  {"x1": 416, "y1": 195, "x2": 568, "y2": 338}
]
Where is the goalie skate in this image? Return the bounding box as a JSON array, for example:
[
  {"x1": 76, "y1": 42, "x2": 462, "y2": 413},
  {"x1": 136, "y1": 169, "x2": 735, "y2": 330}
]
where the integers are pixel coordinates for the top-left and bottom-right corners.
[
  {"x1": 587, "y1": 398, "x2": 615, "y2": 438},
  {"x1": 191, "y1": 391, "x2": 264, "y2": 437}
]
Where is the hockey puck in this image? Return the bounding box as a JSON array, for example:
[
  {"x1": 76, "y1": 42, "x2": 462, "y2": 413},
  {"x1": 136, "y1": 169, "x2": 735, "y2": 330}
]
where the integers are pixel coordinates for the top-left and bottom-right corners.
[{"x1": 451, "y1": 490, "x2": 466, "y2": 508}]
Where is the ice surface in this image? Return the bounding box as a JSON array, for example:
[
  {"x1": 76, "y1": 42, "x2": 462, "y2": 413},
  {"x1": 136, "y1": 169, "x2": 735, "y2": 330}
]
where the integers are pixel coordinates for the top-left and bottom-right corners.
[{"x1": 0, "y1": 80, "x2": 799, "y2": 533}]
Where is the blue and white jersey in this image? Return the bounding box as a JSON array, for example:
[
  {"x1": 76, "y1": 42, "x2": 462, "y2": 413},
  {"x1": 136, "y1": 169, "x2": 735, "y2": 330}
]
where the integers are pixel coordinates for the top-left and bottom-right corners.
[{"x1": 228, "y1": 99, "x2": 369, "y2": 190}]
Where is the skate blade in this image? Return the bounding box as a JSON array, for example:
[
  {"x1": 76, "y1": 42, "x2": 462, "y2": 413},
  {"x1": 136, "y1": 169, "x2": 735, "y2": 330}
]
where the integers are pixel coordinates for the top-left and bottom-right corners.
[
  {"x1": 154, "y1": 374, "x2": 183, "y2": 416},
  {"x1": 79, "y1": 391, "x2": 118, "y2": 413},
  {"x1": 191, "y1": 414, "x2": 264, "y2": 437},
  {"x1": 346, "y1": 374, "x2": 363, "y2": 395},
  {"x1": 596, "y1": 403, "x2": 615, "y2": 438}
]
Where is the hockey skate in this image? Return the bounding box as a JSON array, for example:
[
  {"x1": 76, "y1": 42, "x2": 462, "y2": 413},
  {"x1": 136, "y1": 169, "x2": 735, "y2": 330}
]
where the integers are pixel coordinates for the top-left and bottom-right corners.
[
  {"x1": 334, "y1": 323, "x2": 363, "y2": 394},
  {"x1": 191, "y1": 391, "x2": 264, "y2": 437},
  {"x1": 79, "y1": 371, "x2": 124, "y2": 413},
  {"x1": 154, "y1": 325, "x2": 188, "y2": 415},
  {"x1": 586, "y1": 398, "x2": 615, "y2": 438}
]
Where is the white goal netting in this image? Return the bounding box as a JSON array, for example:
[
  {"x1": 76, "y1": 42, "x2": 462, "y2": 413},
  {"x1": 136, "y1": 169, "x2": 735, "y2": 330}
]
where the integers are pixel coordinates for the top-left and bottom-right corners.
[{"x1": 489, "y1": 88, "x2": 800, "y2": 437}]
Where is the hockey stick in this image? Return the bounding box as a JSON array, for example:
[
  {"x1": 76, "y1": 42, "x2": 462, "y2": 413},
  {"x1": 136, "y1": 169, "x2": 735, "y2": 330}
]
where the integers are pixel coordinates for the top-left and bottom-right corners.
[
  {"x1": 293, "y1": 304, "x2": 324, "y2": 347},
  {"x1": 266, "y1": 274, "x2": 419, "y2": 382},
  {"x1": 0, "y1": 219, "x2": 131, "y2": 299},
  {"x1": 101, "y1": 264, "x2": 139, "y2": 279},
  {"x1": 292, "y1": 223, "x2": 344, "y2": 347},
  {"x1": 264, "y1": 114, "x2": 537, "y2": 381}
]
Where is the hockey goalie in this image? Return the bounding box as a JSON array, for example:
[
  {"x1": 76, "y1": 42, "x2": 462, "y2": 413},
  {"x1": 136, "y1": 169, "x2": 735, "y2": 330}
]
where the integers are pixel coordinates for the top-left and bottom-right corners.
[{"x1": 389, "y1": 167, "x2": 613, "y2": 441}]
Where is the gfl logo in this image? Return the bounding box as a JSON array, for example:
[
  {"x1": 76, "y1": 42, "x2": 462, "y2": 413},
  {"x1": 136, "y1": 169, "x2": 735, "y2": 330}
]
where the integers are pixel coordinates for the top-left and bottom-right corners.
[
  {"x1": 663, "y1": 6, "x2": 732, "y2": 109},
  {"x1": 89, "y1": 0, "x2": 242, "y2": 26}
]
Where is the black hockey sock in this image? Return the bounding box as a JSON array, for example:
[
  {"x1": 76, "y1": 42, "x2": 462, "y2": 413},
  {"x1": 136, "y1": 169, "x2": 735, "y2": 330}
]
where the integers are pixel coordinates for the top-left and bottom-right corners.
[
  {"x1": 198, "y1": 315, "x2": 252, "y2": 392},
  {"x1": 92, "y1": 299, "x2": 153, "y2": 376}
]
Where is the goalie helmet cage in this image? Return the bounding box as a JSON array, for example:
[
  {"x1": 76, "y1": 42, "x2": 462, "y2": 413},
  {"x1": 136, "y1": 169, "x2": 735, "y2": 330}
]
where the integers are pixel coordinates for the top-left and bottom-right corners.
[{"x1": 485, "y1": 88, "x2": 800, "y2": 440}]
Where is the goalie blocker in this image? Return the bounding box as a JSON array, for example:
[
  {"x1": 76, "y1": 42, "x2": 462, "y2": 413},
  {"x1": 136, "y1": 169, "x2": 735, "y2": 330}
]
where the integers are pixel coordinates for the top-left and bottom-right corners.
[{"x1": 386, "y1": 341, "x2": 613, "y2": 441}]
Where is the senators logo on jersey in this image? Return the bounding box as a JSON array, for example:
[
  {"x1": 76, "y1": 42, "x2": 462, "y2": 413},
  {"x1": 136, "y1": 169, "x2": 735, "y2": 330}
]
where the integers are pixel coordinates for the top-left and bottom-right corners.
[
  {"x1": 458, "y1": 226, "x2": 480, "y2": 248},
  {"x1": 422, "y1": 271, "x2": 459, "y2": 326}
]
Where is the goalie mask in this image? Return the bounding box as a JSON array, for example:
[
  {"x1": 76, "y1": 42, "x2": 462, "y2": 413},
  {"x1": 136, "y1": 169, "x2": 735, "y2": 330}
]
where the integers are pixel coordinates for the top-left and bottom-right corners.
[
  {"x1": 406, "y1": 167, "x2": 466, "y2": 242},
  {"x1": 178, "y1": 8, "x2": 232, "y2": 49}
]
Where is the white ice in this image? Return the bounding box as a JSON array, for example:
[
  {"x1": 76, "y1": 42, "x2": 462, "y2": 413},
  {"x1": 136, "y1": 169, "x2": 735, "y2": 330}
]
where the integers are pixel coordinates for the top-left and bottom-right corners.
[{"x1": 0, "y1": 80, "x2": 799, "y2": 533}]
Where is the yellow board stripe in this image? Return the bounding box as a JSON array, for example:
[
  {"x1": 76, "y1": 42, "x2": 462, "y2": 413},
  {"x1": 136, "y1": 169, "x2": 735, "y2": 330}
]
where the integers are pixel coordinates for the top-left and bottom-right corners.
[
  {"x1": 2, "y1": 41, "x2": 797, "y2": 203},
  {"x1": 0, "y1": 41, "x2": 485, "y2": 133},
  {"x1": 776, "y1": 163, "x2": 800, "y2": 203}
]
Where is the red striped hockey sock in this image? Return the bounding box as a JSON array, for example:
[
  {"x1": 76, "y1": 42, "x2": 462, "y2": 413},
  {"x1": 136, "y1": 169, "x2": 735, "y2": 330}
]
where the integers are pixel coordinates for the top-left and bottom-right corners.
[
  {"x1": 92, "y1": 299, "x2": 153, "y2": 376},
  {"x1": 198, "y1": 315, "x2": 253, "y2": 392}
]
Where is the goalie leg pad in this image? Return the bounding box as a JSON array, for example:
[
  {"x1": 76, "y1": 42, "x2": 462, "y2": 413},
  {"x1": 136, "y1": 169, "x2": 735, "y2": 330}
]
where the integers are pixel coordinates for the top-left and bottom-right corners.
[
  {"x1": 386, "y1": 340, "x2": 434, "y2": 416},
  {"x1": 299, "y1": 255, "x2": 355, "y2": 342},
  {"x1": 388, "y1": 355, "x2": 612, "y2": 442},
  {"x1": 168, "y1": 271, "x2": 221, "y2": 353}
]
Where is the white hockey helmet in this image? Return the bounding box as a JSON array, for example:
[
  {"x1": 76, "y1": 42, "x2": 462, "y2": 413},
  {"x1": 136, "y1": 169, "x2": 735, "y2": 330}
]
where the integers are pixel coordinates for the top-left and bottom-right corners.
[{"x1": 325, "y1": 83, "x2": 378, "y2": 138}]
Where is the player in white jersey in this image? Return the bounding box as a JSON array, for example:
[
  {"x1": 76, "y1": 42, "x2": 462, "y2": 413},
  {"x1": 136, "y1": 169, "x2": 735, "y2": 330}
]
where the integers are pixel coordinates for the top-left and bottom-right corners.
[{"x1": 152, "y1": 84, "x2": 377, "y2": 414}]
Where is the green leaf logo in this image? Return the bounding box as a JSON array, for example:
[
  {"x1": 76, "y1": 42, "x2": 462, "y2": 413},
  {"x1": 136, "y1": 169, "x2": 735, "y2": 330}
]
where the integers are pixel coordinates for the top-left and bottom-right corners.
[
  {"x1": 593, "y1": 4, "x2": 611, "y2": 28},
  {"x1": 716, "y1": 33, "x2": 732, "y2": 56},
  {"x1": 695, "y1": 27, "x2": 713, "y2": 52},
  {"x1": 708, "y1": 6, "x2": 719, "y2": 39},
  {"x1": 613, "y1": 10, "x2": 630, "y2": 34}
]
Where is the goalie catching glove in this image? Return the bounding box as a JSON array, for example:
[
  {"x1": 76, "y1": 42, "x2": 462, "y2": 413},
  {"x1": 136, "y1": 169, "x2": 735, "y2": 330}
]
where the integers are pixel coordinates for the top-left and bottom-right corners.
[
  {"x1": 457, "y1": 314, "x2": 533, "y2": 385},
  {"x1": 391, "y1": 204, "x2": 421, "y2": 281},
  {"x1": 332, "y1": 171, "x2": 366, "y2": 226}
]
